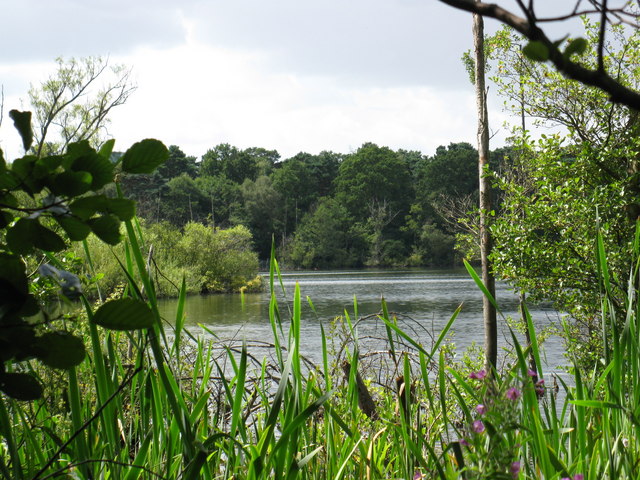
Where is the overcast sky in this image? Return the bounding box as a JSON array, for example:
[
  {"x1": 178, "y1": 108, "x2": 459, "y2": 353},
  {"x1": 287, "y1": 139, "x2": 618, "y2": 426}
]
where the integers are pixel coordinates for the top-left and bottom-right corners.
[{"x1": 0, "y1": 1, "x2": 560, "y2": 160}]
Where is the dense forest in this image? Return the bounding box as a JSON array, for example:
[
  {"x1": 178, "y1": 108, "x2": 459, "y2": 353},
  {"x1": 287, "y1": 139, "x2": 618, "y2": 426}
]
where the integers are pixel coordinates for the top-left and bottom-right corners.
[{"x1": 119, "y1": 141, "x2": 512, "y2": 268}]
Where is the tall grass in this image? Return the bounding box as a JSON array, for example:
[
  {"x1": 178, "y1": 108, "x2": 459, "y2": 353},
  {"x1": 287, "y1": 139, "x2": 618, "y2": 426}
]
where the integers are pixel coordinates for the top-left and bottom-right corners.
[{"x1": 2, "y1": 221, "x2": 639, "y2": 478}]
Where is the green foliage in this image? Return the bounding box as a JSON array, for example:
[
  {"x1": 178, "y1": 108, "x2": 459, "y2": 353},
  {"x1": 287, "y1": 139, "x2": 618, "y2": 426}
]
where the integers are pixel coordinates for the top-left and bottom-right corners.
[
  {"x1": 564, "y1": 37, "x2": 588, "y2": 59},
  {"x1": 28, "y1": 56, "x2": 135, "y2": 157},
  {"x1": 335, "y1": 143, "x2": 413, "y2": 221},
  {"x1": 410, "y1": 223, "x2": 457, "y2": 267},
  {"x1": 91, "y1": 298, "x2": 155, "y2": 330},
  {"x1": 413, "y1": 142, "x2": 479, "y2": 223},
  {"x1": 158, "y1": 144, "x2": 198, "y2": 179},
  {"x1": 121, "y1": 139, "x2": 168, "y2": 174},
  {"x1": 3, "y1": 220, "x2": 639, "y2": 479},
  {"x1": 332, "y1": 143, "x2": 414, "y2": 266},
  {"x1": 161, "y1": 173, "x2": 207, "y2": 225},
  {"x1": 8, "y1": 110, "x2": 33, "y2": 151},
  {"x1": 240, "y1": 175, "x2": 283, "y2": 258},
  {"x1": 71, "y1": 220, "x2": 261, "y2": 297},
  {"x1": 175, "y1": 222, "x2": 260, "y2": 293},
  {"x1": 272, "y1": 155, "x2": 315, "y2": 233},
  {"x1": 522, "y1": 40, "x2": 550, "y2": 61},
  {"x1": 121, "y1": 137, "x2": 514, "y2": 266},
  {"x1": 195, "y1": 174, "x2": 243, "y2": 226},
  {"x1": 200, "y1": 143, "x2": 273, "y2": 183},
  {"x1": 487, "y1": 20, "x2": 640, "y2": 369},
  {"x1": 288, "y1": 197, "x2": 367, "y2": 268},
  {"x1": 491, "y1": 135, "x2": 636, "y2": 367},
  {"x1": 272, "y1": 151, "x2": 342, "y2": 236},
  {"x1": 0, "y1": 114, "x2": 168, "y2": 400},
  {"x1": 486, "y1": 21, "x2": 640, "y2": 148}
]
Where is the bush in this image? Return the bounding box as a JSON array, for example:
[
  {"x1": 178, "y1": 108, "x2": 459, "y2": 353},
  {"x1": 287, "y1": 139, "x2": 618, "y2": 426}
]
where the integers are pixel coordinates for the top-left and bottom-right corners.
[{"x1": 72, "y1": 221, "x2": 261, "y2": 297}]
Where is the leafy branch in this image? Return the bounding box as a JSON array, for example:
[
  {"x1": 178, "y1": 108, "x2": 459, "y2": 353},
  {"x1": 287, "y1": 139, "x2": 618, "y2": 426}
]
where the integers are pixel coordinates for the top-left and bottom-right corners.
[{"x1": 438, "y1": 0, "x2": 640, "y2": 110}]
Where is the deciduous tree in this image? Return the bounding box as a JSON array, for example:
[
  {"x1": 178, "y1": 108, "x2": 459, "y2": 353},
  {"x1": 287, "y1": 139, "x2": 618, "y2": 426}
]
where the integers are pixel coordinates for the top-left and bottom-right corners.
[{"x1": 28, "y1": 56, "x2": 135, "y2": 157}]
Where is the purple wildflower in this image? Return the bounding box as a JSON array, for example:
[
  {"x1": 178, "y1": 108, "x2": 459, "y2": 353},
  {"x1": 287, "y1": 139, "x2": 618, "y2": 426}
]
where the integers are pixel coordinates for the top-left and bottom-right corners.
[
  {"x1": 459, "y1": 438, "x2": 470, "y2": 446},
  {"x1": 573, "y1": 475, "x2": 584, "y2": 480},
  {"x1": 413, "y1": 471, "x2": 424, "y2": 480},
  {"x1": 527, "y1": 369, "x2": 537, "y2": 377},
  {"x1": 469, "y1": 369, "x2": 487, "y2": 380},
  {"x1": 506, "y1": 387, "x2": 521, "y2": 400},
  {"x1": 510, "y1": 461, "x2": 521, "y2": 478},
  {"x1": 476, "y1": 404, "x2": 486, "y2": 415},
  {"x1": 472, "y1": 419, "x2": 485, "y2": 433}
]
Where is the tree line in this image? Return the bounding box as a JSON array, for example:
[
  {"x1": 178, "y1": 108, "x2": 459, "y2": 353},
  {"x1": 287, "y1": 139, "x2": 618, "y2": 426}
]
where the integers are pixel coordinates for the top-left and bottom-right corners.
[{"x1": 119, "y1": 141, "x2": 513, "y2": 269}]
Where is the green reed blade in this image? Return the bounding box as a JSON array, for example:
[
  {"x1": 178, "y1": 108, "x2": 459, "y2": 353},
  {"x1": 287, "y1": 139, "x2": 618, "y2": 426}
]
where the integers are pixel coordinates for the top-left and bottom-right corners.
[
  {"x1": 463, "y1": 259, "x2": 501, "y2": 314},
  {"x1": 229, "y1": 343, "x2": 248, "y2": 440},
  {"x1": 173, "y1": 276, "x2": 187, "y2": 356}
]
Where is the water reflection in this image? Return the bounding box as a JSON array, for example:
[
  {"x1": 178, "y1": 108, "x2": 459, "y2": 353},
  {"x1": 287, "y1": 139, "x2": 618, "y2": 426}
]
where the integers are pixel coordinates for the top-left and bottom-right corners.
[{"x1": 158, "y1": 269, "x2": 567, "y2": 373}]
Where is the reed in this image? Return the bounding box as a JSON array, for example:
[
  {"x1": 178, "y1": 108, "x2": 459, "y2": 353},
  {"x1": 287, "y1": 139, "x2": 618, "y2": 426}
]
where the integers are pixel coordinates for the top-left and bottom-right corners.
[{"x1": 2, "y1": 222, "x2": 639, "y2": 479}]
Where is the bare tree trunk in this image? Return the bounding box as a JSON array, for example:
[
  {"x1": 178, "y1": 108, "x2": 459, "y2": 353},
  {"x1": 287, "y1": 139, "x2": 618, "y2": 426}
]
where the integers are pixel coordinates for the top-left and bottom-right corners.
[{"x1": 473, "y1": 11, "x2": 498, "y2": 372}]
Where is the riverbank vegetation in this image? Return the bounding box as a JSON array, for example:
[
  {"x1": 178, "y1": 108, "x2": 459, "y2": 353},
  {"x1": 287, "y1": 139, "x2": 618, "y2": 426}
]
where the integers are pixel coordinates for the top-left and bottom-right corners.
[
  {"x1": 3, "y1": 3, "x2": 640, "y2": 478},
  {"x1": 2, "y1": 214, "x2": 639, "y2": 478},
  {"x1": 71, "y1": 221, "x2": 261, "y2": 298},
  {"x1": 119, "y1": 141, "x2": 510, "y2": 269}
]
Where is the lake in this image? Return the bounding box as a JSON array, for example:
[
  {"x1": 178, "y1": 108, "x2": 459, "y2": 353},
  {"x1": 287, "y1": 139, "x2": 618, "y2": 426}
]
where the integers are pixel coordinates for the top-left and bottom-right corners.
[{"x1": 158, "y1": 268, "x2": 568, "y2": 377}]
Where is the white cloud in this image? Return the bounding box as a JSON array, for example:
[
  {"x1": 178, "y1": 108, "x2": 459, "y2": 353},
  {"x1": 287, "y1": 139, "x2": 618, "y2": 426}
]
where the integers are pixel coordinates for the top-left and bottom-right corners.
[
  {"x1": 0, "y1": 2, "x2": 517, "y2": 161},
  {"x1": 102, "y1": 36, "x2": 490, "y2": 159}
]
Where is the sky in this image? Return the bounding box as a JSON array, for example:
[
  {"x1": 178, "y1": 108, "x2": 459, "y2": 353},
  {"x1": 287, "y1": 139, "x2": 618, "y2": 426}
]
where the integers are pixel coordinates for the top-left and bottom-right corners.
[{"x1": 0, "y1": 1, "x2": 564, "y2": 161}]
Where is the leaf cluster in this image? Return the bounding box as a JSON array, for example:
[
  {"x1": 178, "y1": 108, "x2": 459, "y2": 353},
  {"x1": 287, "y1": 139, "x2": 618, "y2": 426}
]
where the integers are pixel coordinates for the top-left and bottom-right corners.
[{"x1": 0, "y1": 111, "x2": 168, "y2": 400}]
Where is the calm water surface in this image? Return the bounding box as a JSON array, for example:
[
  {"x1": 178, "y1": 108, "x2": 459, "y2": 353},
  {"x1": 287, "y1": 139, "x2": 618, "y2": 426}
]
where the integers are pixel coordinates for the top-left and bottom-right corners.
[{"x1": 158, "y1": 269, "x2": 567, "y2": 373}]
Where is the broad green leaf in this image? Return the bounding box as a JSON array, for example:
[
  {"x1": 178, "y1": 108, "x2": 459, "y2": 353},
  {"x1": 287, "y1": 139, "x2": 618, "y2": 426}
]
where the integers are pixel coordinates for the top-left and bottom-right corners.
[
  {"x1": 0, "y1": 192, "x2": 17, "y2": 208},
  {"x1": 69, "y1": 195, "x2": 104, "y2": 219},
  {"x1": 105, "y1": 198, "x2": 135, "y2": 220},
  {"x1": 10, "y1": 155, "x2": 41, "y2": 194},
  {"x1": 0, "y1": 170, "x2": 20, "y2": 189},
  {"x1": 36, "y1": 332, "x2": 86, "y2": 369},
  {"x1": 9, "y1": 110, "x2": 33, "y2": 152},
  {"x1": 56, "y1": 215, "x2": 92, "y2": 241},
  {"x1": 88, "y1": 214, "x2": 122, "y2": 244},
  {"x1": 68, "y1": 152, "x2": 114, "y2": 189},
  {"x1": 6, "y1": 218, "x2": 66, "y2": 254},
  {"x1": 32, "y1": 223, "x2": 67, "y2": 252},
  {"x1": 523, "y1": 41, "x2": 550, "y2": 61},
  {"x1": 0, "y1": 254, "x2": 28, "y2": 294},
  {"x1": 0, "y1": 372, "x2": 42, "y2": 400},
  {"x1": 18, "y1": 294, "x2": 40, "y2": 316},
  {"x1": 98, "y1": 138, "x2": 116, "y2": 161},
  {"x1": 51, "y1": 170, "x2": 93, "y2": 196},
  {"x1": 35, "y1": 155, "x2": 63, "y2": 176},
  {"x1": 91, "y1": 298, "x2": 155, "y2": 330},
  {"x1": 69, "y1": 195, "x2": 134, "y2": 221},
  {"x1": 564, "y1": 37, "x2": 588, "y2": 58},
  {"x1": 0, "y1": 280, "x2": 29, "y2": 318},
  {"x1": 63, "y1": 141, "x2": 95, "y2": 166},
  {"x1": 121, "y1": 139, "x2": 168, "y2": 174}
]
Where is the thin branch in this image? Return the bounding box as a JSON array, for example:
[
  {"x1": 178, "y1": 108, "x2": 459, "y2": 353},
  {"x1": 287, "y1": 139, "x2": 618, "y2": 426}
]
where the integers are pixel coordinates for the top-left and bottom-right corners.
[
  {"x1": 535, "y1": 8, "x2": 620, "y2": 23},
  {"x1": 598, "y1": 0, "x2": 608, "y2": 72},
  {"x1": 437, "y1": 0, "x2": 640, "y2": 110}
]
